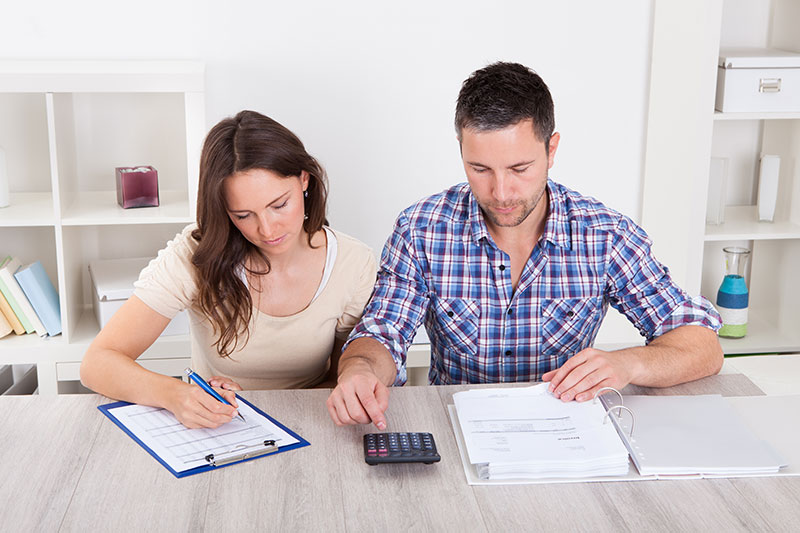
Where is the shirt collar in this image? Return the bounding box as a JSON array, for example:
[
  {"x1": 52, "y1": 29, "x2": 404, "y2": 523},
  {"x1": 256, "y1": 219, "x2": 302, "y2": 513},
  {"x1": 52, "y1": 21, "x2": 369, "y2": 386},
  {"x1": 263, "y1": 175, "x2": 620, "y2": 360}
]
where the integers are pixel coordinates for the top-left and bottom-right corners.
[
  {"x1": 541, "y1": 179, "x2": 572, "y2": 250},
  {"x1": 467, "y1": 191, "x2": 490, "y2": 244},
  {"x1": 466, "y1": 179, "x2": 571, "y2": 249}
]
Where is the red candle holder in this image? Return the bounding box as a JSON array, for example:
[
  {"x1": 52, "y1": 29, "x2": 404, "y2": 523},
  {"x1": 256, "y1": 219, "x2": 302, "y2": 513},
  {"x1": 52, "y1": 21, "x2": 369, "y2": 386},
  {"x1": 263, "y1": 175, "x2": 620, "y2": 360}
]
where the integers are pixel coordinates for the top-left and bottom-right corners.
[{"x1": 115, "y1": 166, "x2": 160, "y2": 209}]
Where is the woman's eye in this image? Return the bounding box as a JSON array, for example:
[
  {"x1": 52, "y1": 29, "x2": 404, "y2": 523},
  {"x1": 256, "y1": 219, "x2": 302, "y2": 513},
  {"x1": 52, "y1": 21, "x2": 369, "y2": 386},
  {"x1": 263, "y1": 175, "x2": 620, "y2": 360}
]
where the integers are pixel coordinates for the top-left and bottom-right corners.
[
  {"x1": 274, "y1": 201, "x2": 288, "y2": 210},
  {"x1": 233, "y1": 213, "x2": 249, "y2": 220}
]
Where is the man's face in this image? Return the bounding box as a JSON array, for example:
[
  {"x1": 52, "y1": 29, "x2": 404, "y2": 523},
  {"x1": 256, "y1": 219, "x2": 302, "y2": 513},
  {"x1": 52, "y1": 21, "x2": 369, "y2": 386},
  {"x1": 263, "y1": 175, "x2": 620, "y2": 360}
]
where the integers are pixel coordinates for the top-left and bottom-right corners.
[{"x1": 461, "y1": 119, "x2": 559, "y2": 231}]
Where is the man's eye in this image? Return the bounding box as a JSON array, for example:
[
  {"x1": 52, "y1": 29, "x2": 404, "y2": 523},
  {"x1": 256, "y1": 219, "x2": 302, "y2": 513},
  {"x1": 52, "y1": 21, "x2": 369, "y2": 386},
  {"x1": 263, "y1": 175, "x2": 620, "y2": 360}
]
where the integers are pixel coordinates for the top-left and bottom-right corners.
[
  {"x1": 512, "y1": 166, "x2": 531, "y2": 173},
  {"x1": 472, "y1": 167, "x2": 488, "y2": 173}
]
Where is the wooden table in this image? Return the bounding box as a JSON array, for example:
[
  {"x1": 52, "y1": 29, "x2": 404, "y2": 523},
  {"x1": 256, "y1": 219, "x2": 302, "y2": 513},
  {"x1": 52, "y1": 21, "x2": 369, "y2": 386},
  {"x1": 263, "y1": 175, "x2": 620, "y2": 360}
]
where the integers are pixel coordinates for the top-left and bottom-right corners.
[{"x1": 2, "y1": 374, "x2": 798, "y2": 532}]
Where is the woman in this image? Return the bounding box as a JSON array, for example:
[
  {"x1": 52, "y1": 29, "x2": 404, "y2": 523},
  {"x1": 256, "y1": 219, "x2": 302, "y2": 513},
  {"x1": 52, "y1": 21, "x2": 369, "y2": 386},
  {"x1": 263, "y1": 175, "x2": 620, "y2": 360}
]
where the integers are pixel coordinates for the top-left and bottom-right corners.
[{"x1": 80, "y1": 110, "x2": 377, "y2": 429}]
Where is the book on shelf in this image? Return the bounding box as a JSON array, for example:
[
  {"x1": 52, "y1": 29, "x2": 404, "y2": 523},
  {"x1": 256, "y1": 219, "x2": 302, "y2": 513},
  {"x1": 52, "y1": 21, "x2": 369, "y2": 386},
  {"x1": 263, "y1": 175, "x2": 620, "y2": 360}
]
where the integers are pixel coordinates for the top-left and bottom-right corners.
[
  {"x1": 0, "y1": 289, "x2": 26, "y2": 335},
  {"x1": 0, "y1": 256, "x2": 47, "y2": 337},
  {"x1": 14, "y1": 261, "x2": 61, "y2": 337},
  {"x1": 0, "y1": 308, "x2": 11, "y2": 338}
]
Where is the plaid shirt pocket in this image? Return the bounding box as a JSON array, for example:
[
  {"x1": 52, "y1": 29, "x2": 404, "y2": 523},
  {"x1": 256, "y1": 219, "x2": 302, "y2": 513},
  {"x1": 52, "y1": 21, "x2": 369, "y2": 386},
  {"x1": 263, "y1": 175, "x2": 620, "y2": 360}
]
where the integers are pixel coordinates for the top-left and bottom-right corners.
[
  {"x1": 431, "y1": 297, "x2": 480, "y2": 356},
  {"x1": 541, "y1": 297, "x2": 602, "y2": 359}
]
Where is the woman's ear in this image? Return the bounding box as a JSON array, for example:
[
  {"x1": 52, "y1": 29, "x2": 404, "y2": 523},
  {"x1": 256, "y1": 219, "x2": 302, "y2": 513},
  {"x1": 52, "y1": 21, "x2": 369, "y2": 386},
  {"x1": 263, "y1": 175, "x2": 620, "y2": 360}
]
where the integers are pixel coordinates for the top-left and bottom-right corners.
[{"x1": 300, "y1": 170, "x2": 310, "y2": 192}]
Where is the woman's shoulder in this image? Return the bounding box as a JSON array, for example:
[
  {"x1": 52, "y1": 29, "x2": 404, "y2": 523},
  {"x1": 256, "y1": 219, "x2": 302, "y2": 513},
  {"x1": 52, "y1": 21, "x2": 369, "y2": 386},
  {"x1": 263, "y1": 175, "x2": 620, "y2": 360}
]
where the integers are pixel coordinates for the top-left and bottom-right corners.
[
  {"x1": 160, "y1": 223, "x2": 201, "y2": 261},
  {"x1": 327, "y1": 227, "x2": 374, "y2": 259}
]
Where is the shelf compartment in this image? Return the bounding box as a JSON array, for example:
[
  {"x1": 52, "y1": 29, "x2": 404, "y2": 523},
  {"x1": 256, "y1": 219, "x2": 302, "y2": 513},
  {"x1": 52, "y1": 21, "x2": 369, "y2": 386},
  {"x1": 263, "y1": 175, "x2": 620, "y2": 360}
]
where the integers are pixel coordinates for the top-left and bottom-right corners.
[
  {"x1": 0, "y1": 93, "x2": 52, "y2": 195},
  {"x1": 50, "y1": 92, "x2": 191, "y2": 218},
  {"x1": 719, "y1": 314, "x2": 800, "y2": 355},
  {"x1": 0, "y1": 192, "x2": 56, "y2": 227},
  {"x1": 59, "y1": 223, "x2": 190, "y2": 343},
  {"x1": 705, "y1": 206, "x2": 800, "y2": 241},
  {"x1": 61, "y1": 190, "x2": 192, "y2": 226}
]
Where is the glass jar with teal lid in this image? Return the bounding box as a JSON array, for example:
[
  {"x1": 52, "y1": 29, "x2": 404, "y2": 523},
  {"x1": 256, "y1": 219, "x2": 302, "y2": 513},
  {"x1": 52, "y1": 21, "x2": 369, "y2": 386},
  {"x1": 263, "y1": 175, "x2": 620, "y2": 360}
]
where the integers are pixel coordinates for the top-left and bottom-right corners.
[{"x1": 716, "y1": 247, "x2": 750, "y2": 338}]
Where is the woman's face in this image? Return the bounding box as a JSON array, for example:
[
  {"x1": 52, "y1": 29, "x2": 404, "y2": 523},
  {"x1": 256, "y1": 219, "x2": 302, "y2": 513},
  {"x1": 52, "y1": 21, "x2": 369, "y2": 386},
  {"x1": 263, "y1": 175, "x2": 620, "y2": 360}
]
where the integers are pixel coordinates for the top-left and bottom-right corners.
[{"x1": 223, "y1": 168, "x2": 309, "y2": 256}]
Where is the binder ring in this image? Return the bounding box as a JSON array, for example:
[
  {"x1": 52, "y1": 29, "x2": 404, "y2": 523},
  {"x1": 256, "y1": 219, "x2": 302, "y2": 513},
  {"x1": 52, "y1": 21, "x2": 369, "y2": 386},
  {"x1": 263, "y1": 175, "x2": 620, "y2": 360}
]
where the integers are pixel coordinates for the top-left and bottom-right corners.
[
  {"x1": 603, "y1": 405, "x2": 635, "y2": 437},
  {"x1": 593, "y1": 386, "x2": 623, "y2": 406}
]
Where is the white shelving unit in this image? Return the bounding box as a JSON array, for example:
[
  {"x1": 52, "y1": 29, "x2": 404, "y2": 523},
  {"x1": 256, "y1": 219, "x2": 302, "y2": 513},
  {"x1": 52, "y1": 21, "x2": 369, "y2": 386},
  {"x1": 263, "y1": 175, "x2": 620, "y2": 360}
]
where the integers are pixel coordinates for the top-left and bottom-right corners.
[
  {"x1": 641, "y1": 0, "x2": 799, "y2": 357},
  {"x1": 699, "y1": 0, "x2": 800, "y2": 355},
  {"x1": 0, "y1": 61, "x2": 205, "y2": 394}
]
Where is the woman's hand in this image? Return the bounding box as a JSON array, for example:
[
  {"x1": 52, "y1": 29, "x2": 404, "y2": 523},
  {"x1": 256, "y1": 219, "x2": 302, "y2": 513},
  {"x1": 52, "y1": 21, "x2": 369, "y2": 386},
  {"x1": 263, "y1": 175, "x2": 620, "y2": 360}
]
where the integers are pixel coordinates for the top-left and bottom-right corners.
[
  {"x1": 167, "y1": 381, "x2": 239, "y2": 429},
  {"x1": 208, "y1": 375, "x2": 243, "y2": 391}
]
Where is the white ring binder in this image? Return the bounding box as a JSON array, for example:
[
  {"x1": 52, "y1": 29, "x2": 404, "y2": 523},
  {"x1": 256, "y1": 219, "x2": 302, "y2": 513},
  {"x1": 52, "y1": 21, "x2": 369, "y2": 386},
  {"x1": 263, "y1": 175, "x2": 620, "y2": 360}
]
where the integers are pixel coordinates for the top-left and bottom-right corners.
[
  {"x1": 594, "y1": 387, "x2": 635, "y2": 437},
  {"x1": 204, "y1": 439, "x2": 278, "y2": 467},
  {"x1": 593, "y1": 387, "x2": 623, "y2": 407},
  {"x1": 603, "y1": 405, "x2": 635, "y2": 437}
]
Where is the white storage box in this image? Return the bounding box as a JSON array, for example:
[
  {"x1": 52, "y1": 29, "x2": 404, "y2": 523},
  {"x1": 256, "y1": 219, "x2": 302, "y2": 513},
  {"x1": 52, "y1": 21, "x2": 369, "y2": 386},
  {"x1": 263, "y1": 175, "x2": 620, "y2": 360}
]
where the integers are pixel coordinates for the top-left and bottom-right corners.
[
  {"x1": 715, "y1": 47, "x2": 800, "y2": 113},
  {"x1": 88, "y1": 257, "x2": 189, "y2": 336}
]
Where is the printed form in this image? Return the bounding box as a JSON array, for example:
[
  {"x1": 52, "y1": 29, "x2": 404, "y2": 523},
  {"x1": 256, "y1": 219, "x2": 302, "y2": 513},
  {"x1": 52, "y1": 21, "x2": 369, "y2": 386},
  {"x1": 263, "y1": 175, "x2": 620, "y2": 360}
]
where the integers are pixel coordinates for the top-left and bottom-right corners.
[
  {"x1": 453, "y1": 384, "x2": 629, "y2": 479},
  {"x1": 110, "y1": 400, "x2": 299, "y2": 473}
]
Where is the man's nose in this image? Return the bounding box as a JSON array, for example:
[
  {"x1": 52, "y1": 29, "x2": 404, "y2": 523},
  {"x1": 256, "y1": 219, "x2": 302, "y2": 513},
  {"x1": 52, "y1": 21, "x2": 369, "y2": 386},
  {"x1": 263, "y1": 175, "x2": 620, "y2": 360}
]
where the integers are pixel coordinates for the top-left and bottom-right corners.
[{"x1": 493, "y1": 173, "x2": 512, "y2": 202}]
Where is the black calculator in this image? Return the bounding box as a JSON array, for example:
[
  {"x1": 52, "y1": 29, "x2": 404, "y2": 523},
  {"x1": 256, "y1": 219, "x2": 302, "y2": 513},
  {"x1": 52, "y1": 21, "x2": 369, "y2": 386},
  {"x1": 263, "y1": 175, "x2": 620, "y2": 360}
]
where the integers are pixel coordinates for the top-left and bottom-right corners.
[{"x1": 363, "y1": 432, "x2": 441, "y2": 465}]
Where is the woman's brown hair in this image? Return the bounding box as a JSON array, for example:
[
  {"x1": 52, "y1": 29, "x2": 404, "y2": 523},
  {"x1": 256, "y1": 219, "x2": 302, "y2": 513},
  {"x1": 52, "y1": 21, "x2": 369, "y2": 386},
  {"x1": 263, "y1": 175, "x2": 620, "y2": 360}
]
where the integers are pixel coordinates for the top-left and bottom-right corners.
[{"x1": 191, "y1": 110, "x2": 328, "y2": 357}]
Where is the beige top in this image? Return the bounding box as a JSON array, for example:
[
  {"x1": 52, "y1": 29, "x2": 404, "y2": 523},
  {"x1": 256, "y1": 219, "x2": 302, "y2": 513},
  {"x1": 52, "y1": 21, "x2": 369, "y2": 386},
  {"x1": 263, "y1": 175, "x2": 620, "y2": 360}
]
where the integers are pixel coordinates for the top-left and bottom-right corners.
[{"x1": 133, "y1": 224, "x2": 377, "y2": 389}]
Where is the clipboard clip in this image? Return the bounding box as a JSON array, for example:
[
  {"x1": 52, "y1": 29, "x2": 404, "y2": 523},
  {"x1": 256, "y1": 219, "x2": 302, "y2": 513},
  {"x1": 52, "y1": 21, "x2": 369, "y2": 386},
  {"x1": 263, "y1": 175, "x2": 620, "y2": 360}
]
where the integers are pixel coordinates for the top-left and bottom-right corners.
[{"x1": 205, "y1": 439, "x2": 278, "y2": 467}]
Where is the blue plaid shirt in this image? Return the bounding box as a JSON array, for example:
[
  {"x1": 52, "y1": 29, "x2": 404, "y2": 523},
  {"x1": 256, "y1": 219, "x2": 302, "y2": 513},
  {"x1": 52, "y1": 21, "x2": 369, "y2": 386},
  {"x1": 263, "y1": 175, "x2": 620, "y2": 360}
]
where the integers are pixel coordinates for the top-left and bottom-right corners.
[{"x1": 346, "y1": 180, "x2": 721, "y2": 385}]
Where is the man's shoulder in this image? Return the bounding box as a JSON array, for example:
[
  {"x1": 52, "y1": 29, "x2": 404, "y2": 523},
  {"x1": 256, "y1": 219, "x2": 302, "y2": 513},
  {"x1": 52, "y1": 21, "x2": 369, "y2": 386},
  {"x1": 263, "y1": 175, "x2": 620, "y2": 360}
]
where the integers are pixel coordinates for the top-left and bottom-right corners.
[
  {"x1": 551, "y1": 180, "x2": 632, "y2": 233},
  {"x1": 398, "y1": 183, "x2": 472, "y2": 230}
]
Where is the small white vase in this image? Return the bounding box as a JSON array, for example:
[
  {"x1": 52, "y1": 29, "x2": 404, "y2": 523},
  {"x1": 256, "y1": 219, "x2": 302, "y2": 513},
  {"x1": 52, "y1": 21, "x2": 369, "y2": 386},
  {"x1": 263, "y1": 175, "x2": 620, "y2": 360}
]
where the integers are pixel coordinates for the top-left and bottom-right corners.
[{"x1": 757, "y1": 154, "x2": 780, "y2": 222}]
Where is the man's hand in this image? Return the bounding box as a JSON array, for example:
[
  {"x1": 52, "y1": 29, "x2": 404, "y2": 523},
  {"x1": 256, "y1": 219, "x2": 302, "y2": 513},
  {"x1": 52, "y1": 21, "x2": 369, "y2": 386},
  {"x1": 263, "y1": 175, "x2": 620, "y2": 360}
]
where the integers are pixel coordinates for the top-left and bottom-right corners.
[
  {"x1": 326, "y1": 370, "x2": 390, "y2": 430},
  {"x1": 326, "y1": 337, "x2": 397, "y2": 429},
  {"x1": 541, "y1": 347, "x2": 635, "y2": 403}
]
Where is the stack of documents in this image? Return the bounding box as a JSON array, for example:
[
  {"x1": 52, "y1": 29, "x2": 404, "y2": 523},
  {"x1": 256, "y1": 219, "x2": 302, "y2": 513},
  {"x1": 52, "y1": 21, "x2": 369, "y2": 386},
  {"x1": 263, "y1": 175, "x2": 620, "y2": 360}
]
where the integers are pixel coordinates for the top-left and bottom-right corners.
[{"x1": 452, "y1": 384, "x2": 630, "y2": 480}]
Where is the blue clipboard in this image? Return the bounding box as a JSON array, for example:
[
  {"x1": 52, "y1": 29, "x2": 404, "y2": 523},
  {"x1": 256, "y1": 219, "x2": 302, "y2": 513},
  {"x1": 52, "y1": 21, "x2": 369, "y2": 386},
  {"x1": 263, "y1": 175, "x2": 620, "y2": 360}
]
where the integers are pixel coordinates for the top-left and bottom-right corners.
[{"x1": 98, "y1": 394, "x2": 310, "y2": 478}]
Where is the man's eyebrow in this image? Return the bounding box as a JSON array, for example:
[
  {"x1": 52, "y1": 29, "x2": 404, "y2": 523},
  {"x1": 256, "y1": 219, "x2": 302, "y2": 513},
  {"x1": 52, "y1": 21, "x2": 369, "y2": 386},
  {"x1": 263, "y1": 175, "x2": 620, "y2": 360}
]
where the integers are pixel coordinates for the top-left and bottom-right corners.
[
  {"x1": 509, "y1": 160, "x2": 535, "y2": 168},
  {"x1": 228, "y1": 191, "x2": 290, "y2": 212}
]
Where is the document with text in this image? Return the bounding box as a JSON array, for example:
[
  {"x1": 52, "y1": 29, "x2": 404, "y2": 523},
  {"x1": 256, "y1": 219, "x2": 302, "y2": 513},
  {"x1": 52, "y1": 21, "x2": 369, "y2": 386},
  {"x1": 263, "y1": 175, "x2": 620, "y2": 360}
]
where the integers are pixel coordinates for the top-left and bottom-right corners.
[{"x1": 452, "y1": 384, "x2": 630, "y2": 480}]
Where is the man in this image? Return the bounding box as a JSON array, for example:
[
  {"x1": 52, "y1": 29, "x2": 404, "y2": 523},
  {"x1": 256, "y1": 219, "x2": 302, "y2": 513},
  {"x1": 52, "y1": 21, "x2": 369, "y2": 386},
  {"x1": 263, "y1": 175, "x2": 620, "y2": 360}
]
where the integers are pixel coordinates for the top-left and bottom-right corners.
[{"x1": 327, "y1": 62, "x2": 722, "y2": 430}]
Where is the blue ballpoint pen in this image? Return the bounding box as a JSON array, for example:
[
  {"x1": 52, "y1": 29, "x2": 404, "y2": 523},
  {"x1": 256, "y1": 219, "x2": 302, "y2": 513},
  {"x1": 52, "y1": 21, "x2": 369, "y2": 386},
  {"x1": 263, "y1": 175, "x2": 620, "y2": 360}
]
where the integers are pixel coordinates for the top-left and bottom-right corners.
[{"x1": 184, "y1": 367, "x2": 246, "y2": 422}]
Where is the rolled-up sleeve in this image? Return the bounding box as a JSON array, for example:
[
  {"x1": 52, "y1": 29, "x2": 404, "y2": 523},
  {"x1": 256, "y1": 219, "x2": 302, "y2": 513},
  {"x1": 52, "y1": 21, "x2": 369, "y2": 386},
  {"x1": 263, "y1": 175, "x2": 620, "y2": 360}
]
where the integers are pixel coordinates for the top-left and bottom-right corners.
[
  {"x1": 344, "y1": 213, "x2": 430, "y2": 385},
  {"x1": 605, "y1": 217, "x2": 721, "y2": 343}
]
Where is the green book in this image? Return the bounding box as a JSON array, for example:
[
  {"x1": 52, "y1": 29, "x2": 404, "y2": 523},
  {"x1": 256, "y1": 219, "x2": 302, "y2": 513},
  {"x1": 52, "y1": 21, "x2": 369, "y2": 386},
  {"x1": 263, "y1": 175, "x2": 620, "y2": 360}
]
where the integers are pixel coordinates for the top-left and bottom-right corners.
[{"x1": 0, "y1": 256, "x2": 35, "y2": 334}]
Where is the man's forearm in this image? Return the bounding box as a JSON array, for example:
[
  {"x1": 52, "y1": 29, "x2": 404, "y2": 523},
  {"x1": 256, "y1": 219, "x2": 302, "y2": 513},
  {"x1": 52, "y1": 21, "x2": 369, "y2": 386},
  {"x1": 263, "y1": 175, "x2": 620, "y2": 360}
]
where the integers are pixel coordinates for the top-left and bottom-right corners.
[
  {"x1": 337, "y1": 337, "x2": 399, "y2": 386},
  {"x1": 622, "y1": 325, "x2": 723, "y2": 388}
]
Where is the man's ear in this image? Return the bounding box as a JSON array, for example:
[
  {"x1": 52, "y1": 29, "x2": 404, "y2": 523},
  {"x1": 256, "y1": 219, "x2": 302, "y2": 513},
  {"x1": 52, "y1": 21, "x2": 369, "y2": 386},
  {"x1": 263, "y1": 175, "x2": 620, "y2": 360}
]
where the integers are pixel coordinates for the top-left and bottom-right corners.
[{"x1": 547, "y1": 132, "x2": 561, "y2": 169}]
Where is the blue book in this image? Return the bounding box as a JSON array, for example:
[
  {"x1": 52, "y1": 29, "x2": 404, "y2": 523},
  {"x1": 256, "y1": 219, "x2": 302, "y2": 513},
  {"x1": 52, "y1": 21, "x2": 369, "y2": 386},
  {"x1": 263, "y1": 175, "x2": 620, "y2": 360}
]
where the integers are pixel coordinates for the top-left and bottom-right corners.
[{"x1": 13, "y1": 261, "x2": 62, "y2": 336}]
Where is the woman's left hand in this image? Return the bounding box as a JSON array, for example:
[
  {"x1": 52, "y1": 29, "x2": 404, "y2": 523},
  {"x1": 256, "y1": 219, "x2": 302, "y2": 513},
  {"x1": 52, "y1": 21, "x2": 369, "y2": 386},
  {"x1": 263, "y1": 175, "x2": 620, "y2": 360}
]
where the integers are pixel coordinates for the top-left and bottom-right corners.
[{"x1": 208, "y1": 375, "x2": 243, "y2": 391}]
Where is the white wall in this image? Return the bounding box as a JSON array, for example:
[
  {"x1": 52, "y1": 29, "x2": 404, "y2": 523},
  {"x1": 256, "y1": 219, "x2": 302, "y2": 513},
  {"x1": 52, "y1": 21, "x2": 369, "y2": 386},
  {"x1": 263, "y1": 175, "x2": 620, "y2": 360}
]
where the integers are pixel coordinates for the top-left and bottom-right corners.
[{"x1": 2, "y1": 0, "x2": 654, "y2": 258}]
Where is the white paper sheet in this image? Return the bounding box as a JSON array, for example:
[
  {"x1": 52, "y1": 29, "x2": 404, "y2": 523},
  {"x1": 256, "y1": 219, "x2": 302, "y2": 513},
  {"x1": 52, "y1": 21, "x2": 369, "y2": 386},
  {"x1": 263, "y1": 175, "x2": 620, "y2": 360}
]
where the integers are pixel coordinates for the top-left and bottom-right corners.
[
  {"x1": 453, "y1": 384, "x2": 629, "y2": 480},
  {"x1": 109, "y1": 399, "x2": 299, "y2": 473}
]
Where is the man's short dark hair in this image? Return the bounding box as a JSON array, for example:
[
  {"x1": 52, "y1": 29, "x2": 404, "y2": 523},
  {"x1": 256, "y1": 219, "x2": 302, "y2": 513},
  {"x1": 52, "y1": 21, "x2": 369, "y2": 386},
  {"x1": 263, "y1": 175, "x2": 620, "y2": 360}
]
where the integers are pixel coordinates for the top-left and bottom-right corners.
[{"x1": 455, "y1": 62, "x2": 555, "y2": 152}]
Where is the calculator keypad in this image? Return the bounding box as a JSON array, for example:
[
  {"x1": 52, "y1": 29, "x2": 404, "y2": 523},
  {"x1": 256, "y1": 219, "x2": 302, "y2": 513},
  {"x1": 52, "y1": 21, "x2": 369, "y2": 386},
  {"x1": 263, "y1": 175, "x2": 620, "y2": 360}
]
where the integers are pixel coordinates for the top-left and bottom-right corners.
[{"x1": 364, "y1": 432, "x2": 441, "y2": 465}]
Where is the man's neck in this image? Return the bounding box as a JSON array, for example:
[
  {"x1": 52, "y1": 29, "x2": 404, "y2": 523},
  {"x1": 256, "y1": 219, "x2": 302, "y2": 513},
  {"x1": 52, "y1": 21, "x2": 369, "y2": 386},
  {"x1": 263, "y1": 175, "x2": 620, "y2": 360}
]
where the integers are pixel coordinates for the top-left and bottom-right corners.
[
  {"x1": 484, "y1": 191, "x2": 549, "y2": 292},
  {"x1": 485, "y1": 191, "x2": 549, "y2": 252}
]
